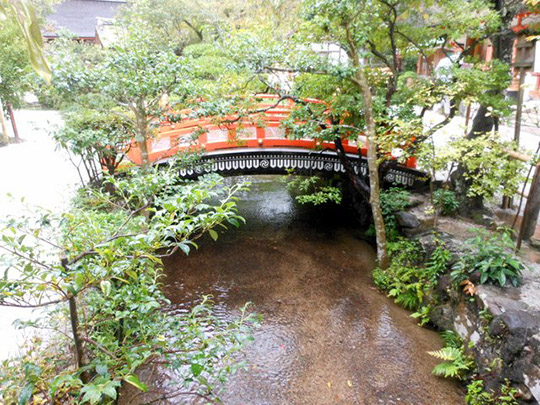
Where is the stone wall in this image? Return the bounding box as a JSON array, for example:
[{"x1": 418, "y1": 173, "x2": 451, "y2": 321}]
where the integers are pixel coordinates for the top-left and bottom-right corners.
[{"x1": 414, "y1": 231, "x2": 540, "y2": 403}]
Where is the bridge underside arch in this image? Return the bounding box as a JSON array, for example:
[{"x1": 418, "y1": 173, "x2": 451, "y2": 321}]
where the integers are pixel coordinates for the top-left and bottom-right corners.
[{"x1": 169, "y1": 148, "x2": 428, "y2": 190}]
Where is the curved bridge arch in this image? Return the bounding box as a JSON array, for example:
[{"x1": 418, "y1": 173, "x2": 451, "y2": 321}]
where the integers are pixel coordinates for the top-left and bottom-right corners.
[
  {"x1": 173, "y1": 148, "x2": 426, "y2": 189},
  {"x1": 127, "y1": 95, "x2": 427, "y2": 189}
]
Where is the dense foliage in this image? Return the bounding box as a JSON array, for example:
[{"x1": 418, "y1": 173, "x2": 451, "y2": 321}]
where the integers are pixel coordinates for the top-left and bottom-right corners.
[
  {"x1": 0, "y1": 160, "x2": 258, "y2": 403},
  {"x1": 378, "y1": 187, "x2": 411, "y2": 240},
  {"x1": 0, "y1": 20, "x2": 31, "y2": 110},
  {"x1": 451, "y1": 228, "x2": 524, "y2": 287},
  {"x1": 435, "y1": 134, "x2": 526, "y2": 200},
  {"x1": 1, "y1": 0, "x2": 537, "y2": 401},
  {"x1": 433, "y1": 189, "x2": 460, "y2": 216},
  {"x1": 284, "y1": 173, "x2": 342, "y2": 206},
  {"x1": 466, "y1": 379, "x2": 519, "y2": 405},
  {"x1": 373, "y1": 238, "x2": 450, "y2": 325},
  {"x1": 54, "y1": 109, "x2": 133, "y2": 182}
]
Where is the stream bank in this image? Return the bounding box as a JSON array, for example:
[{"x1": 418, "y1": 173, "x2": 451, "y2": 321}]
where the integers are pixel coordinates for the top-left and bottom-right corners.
[{"x1": 397, "y1": 194, "x2": 540, "y2": 403}]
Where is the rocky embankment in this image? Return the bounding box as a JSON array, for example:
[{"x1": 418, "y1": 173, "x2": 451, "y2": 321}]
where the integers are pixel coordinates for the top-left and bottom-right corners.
[{"x1": 398, "y1": 196, "x2": 540, "y2": 403}]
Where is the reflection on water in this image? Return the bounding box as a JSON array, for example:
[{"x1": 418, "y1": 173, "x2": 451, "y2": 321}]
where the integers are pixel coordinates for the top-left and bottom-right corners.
[{"x1": 162, "y1": 176, "x2": 462, "y2": 404}]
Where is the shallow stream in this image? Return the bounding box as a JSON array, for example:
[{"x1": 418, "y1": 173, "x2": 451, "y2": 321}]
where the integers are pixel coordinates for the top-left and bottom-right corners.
[{"x1": 162, "y1": 175, "x2": 462, "y2": 404}]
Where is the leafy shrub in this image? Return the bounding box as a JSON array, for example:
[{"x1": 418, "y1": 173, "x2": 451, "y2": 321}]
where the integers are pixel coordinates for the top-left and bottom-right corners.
[
  {"x1": 433, "y1": 188, "x2": 459, "y2": 216},
  {"x1": 284, "y1": 174, "x2": 342, "y2": 206},
  {"x1": 54, "y1": 109, "x2": 134, "y2": 182},
  {"x1": 425, "y1": 243, "x2": 452, "y2": 280},
  {"x1": 466, "y1": 379, "x2": 519, "y2": 405},
  {"x1": 451, "y1": 228, "x2": 524, "y2": 287},
  {"x1": 435, "y1": 133, "x2": 525, "y2": 199},
  {"x1": 366, "y1": 187, "x2": 411, "y2": 240},
  {"x1": 428, "y1": 331, "x2": 474, "y2": 379},
  {"x1": 0, "y1": 163, "x2": 257, "y2": 404},
  {"x1": 440, "y1": 330, "x2": 463, "y2": 348},
  {"x1": 410, "y1": 305, "x2": 431, "y2": 326},
  {"x1": 374, "y1": 239, "x2": 451, "y2": 324},
  {"x1": 466, "y1": 380, "x2": 494, "y2": 404},
  {"x1": 381, "y1": 187, "x2": 411, "y2": 228}
]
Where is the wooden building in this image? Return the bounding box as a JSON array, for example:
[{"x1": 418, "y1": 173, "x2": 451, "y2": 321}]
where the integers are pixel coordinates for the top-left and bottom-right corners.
[{"x1": 42, "y1": 0, "x2": 125, "y2": 43}]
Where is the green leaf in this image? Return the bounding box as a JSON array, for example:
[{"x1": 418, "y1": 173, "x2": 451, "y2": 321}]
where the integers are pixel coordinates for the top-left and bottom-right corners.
[
  {"x1": 480, "y1": 272, "x2": 488, "y2": 284},
  {"x1": 3, "y1": 1, "x2": 51, "y2": 82},
  {"x1": 18, "y1": 383, "x2": 34, "y2": 405},
  {"x1": 125, "y1": 269, "x2": 138, "y2": 280},
  {"x1": 428, "y1": 347, "x2": 460, "y2": 361},
  {"x1": 96, "y1": 364, "x2": 108, "y2": 376},
  {"x1": 101, "y1": 381, "x2": 119, "y2": 400},
  {"x1": 177, "y1": 243, "x2": 190, "y2": 255},
  {"x1": 23, "y1": 362, "x2": 41, "y2": 378},
  {"x1": 498, "y1": 271, "x2": 506, "y2": 287},
  {"x1": 191, "y1": 363, "x2": 204, "y2": 377},
  {"x1": 81, "y1": 384, "x2": 102, "y2": 404},
  {"x1": 208, "y1": 229, "x2": 218, "y2": 241},
  {"x1": 123, "y1": 374, "x2": 147, "y2": 392}
]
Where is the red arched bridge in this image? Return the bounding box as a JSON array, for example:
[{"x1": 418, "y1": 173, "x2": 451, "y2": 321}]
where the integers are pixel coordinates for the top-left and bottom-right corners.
[{"x1": 126, "y1": 94, "x2": 426, "y2": 189}]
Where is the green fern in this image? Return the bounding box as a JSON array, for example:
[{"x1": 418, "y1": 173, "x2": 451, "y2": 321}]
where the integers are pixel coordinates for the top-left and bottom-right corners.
[
  {"x1": 394, "y1": 287, "x2": 421, "y2": 310},
  {"x1": 432, "y1": 362, "x2": 465, "y2": 378},
  {"x1": 373, "y1": 239, "x2": 448, "y2": 319},
  {"x1": 429, "y1": 347, "x2": 462, "y2": 362},
  {"x1": 429, "y1": 340, "x2": 474, "y2": 379}
]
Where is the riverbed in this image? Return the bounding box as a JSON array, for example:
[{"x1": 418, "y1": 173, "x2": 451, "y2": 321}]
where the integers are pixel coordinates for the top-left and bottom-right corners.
[{"x1": 160, "y1": 176, "x2": 462, "y2": 404}]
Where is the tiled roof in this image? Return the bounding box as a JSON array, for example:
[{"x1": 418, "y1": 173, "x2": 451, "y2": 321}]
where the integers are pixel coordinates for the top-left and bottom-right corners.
[{"x1": 44, "y1": 0, "x2": 125, "y2": 38}]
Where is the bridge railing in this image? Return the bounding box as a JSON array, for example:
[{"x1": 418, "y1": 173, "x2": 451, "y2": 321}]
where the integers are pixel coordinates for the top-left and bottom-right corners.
[{"x1": 126, "y1": 94, "x2": 417, "y2": 169}]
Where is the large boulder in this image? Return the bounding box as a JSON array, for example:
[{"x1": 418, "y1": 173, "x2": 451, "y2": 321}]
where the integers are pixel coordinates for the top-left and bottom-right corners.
[{"x1": 396, "y1": 211, "x2": 420, "y2": 229}]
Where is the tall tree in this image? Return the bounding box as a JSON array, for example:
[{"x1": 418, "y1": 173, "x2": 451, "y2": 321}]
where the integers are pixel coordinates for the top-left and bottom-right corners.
[
  {"x1": 52, "y1": 32, "x2": 189, "y2": 167},
  {"x1": 0, "y1": 164, "x2": 256, "y2": 403},
  {"x1": 226, "y1": 0, "x2": 502, "y2": 268},
  {"x1": 118, "y1": 0, "x2": 302, "y2": 53}
]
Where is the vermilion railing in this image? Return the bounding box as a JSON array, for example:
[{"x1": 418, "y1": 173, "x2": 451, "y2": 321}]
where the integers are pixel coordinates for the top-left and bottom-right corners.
[{"x1": 126, "y1": 94, "x2": 417, "y2": 168}]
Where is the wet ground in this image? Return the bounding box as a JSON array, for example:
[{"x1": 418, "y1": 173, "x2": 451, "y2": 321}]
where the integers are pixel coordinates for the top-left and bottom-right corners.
[{"x1": 161, "y1": 176, "x2": 463, "y2": 405}]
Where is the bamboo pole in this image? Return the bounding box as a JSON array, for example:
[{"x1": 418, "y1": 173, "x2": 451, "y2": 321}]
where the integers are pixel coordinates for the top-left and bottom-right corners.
[
  {"x1": 516, "y1": 163, "x2": 540, "y2": 250},
  {"x1": 514, "y1": 67, "x2": 525, "y2": 145}
]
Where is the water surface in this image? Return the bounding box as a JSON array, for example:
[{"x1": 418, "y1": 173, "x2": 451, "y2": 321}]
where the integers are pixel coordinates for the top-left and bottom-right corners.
[{"x1": 163, "y1": 176, "x2": 462, "y2": 404}]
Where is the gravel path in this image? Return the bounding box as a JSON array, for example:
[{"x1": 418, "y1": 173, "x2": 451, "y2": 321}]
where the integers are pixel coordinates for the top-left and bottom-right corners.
[{"x1": 0, "y1": 108, "x2": 79, "y2": 360}]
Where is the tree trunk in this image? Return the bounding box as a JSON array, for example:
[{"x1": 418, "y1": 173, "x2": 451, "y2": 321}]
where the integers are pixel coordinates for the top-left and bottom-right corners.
[
  {"x1": 137, "y1": 139, "x2": 150, "y2": 167},
  {"x1": 334, "y1": 137, "x2": 372, "y2": 226},
  {"x1": 0, "y1": 101, "x2": 9, "y2": 145},
  {"x1": 354, "y1": 70, "x2": 389, "y2": 269},
  {"x1": 6, "y1": 103, "x2": 21, "y2": 143},
  {"x1": 68, "y1": 297, "x2": 85, "y2": 370},
  {"x1": 59, "y1": 259, "x2": 87, "y2": 381},
  {"x1": 135, "y1": 102, "x2": 150, "y2": 167}
]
